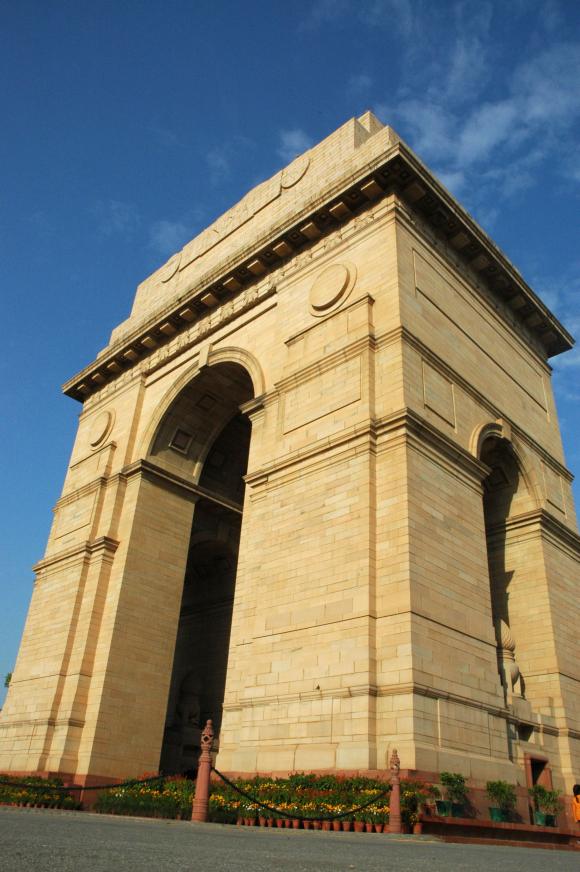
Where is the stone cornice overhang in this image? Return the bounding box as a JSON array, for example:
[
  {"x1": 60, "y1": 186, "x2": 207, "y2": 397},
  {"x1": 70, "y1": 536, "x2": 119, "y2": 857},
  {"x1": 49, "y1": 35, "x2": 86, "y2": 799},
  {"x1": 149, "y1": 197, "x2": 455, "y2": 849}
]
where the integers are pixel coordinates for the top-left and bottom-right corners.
[
  {"x1": 486, "y1": 508, "x2": 580, "y2": 558},
  {"x1": 63, "y1": 139, "x2": 574, "y2": 402}
]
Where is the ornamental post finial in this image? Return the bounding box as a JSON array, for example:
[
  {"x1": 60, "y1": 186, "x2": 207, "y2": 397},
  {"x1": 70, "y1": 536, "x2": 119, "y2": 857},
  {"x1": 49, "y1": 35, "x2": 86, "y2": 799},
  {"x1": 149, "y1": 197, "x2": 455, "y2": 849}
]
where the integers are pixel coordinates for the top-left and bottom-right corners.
[
  {"x1": 388, "y1": 748, "x2": 402, "y2": 833},
  {"x1": 192, "y1": 719, "x2": 214, "y2": 822}
]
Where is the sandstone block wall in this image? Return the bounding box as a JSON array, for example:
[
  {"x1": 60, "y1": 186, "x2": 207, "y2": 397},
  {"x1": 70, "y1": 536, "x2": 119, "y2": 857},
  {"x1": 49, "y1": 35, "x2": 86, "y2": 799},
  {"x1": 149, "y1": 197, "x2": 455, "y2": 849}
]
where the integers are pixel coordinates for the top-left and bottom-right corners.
[{"x1": 1, "y1": 113, "x2": 578, "y2": 800}]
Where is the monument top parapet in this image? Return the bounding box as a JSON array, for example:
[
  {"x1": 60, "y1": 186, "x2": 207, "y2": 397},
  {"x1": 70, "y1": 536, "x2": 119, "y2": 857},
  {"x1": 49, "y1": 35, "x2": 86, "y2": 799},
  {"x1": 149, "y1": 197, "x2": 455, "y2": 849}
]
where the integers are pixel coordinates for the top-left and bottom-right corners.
[{"x1": 63, "y1": 111, "x2": 573, "y2": 401}]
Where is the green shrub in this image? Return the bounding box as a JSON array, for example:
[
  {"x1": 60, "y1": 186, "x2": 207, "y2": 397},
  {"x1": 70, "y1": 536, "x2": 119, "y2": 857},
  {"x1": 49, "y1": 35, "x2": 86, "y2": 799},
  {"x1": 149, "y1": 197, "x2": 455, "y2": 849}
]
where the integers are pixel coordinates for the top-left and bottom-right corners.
[
  {"x1": 528, "y1": 785, "x2": 561, "y2": 815},
  {"x1": 92, "y1": 771, "x2": 447, "y2": 824},
  {"x1": 440, "y1": 772, "x2": 468, "y2": 805},
  {"x1": 94, "y1": 777, "x2": 194, "y2": 819},
  {"x1": 0, "y1": 774, "x2": 77, "y2": 809},
  {"x1": 486, "y1": 780, "x2": 517, "y2": 812}
]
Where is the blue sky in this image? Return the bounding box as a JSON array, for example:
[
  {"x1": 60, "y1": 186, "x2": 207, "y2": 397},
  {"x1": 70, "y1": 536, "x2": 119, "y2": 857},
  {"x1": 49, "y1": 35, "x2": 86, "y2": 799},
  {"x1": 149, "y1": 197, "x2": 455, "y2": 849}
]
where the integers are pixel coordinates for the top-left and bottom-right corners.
[{"x1": 1, "y1": 0, "x2": 579, "y2": 704}]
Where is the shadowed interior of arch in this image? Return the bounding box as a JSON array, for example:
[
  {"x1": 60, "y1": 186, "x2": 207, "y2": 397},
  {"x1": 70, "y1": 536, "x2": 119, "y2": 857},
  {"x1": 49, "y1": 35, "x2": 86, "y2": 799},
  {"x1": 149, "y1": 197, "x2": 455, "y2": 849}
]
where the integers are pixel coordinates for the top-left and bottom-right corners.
[
  {"x1": 481, "y1": 435, "x2": 534, "y2": 708},
  {"x1": 150, "y1": 363, "x2": 254, "y2": 776}
]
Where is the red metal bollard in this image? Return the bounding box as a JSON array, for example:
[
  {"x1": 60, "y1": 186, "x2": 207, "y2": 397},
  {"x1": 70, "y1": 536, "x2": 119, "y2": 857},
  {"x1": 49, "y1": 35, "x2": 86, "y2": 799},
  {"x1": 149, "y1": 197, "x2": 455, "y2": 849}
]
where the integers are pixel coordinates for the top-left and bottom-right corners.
[
  {"x1": 388, "y1": 749, "x2": 402, "y2": 834},
  {"x1": 192, "y1": 719, "x2": 214, "y2": 822}
]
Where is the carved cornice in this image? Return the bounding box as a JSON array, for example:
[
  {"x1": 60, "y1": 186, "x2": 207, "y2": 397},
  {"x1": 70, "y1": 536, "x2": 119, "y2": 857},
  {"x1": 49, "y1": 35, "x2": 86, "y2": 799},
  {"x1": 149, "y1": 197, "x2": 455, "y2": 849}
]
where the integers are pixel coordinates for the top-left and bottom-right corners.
[{"x1": 63, "y1": 132, "x2": 573, "y2": 403}]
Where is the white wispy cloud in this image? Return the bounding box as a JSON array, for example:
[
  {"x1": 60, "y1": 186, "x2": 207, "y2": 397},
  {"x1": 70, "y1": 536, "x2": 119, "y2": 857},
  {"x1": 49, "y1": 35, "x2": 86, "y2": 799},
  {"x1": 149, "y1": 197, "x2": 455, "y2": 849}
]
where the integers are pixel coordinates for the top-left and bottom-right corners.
[
  {"x1": 378, "y1": 36, "x2": 580, "y2": 216},
  {"x1": 437, "y1": 169, "x2": 466, "y2": 197},
  {"x1": 205, "y1": 135, "x2": 255, "y2": 185},
  {"x1": 441, "y1": 1, "x2": 493, "y2": 103},
  {"x1": 537, "y1": 0, "x2": 564, "y2": 34},
  {"x1": 149, "y1": 219, "x2": 190, "y2": 255},
  {"x1": 94, "y1": 199, "x2": 141, "y2": 237},
  {"x1": 301, "y1": 0, "x2": 350, "y2": 30},
  {"x1": 149, "y1": 123, "x2": 184, "y2": 149},
  {"x1": 304, "y1": 0, "x2": 416, "y2": 36},
  {"x1": 528, "y1": 263, "x2": 580, "y2": 399},
  {"x1": 347, "y1": 73, "x2": 374, "y2": 96},
  {"x1": 360, "y1": 0, "x2": 416, "y2": 36},
  {"x1": 277, "y1": 129, "x2": 313, "y2": 163},
  {"x1": 206, "y1": 145, "x2": 232, "y2": 184}
]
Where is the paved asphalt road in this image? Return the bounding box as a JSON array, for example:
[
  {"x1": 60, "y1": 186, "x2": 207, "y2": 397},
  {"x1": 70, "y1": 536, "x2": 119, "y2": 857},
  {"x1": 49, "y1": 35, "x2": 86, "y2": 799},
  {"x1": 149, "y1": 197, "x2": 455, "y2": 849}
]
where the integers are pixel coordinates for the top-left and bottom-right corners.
[{"x1": 1, "y1": 807, "x2": 578, "y2": 872}]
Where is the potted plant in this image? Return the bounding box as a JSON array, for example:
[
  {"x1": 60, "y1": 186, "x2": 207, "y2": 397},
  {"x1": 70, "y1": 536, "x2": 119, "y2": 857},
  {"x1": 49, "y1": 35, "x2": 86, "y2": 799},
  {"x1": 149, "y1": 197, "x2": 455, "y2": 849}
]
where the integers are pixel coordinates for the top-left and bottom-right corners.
[
  {"x1": 529, "y1": 785, "x2": 561, "y2": 826},
  {"x1": 400, "y1": 780, "x2": 438, "y2": 828},
  {"x1": 439, "y1": 772, "x2": 468, "y2": 817},
  {"x1": 486, "y1": 780, "x2": 517, "y2": 822},
  {"x1": 341, "y1": 812, "x2": 353, "y2": 832}
]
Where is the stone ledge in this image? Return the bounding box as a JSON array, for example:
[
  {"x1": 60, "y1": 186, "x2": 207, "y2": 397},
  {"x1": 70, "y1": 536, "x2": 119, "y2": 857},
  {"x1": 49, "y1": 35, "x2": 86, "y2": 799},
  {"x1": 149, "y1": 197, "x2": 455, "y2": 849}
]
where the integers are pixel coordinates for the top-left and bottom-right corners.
[{"x1": 420, "y1": 814, "x2": 580, "y2": 850}]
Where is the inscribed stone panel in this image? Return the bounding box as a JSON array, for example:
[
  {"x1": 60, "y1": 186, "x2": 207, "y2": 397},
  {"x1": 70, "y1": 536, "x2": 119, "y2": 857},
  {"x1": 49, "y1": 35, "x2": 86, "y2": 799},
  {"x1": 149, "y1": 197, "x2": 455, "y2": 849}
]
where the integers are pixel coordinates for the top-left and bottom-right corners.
[
  {"x1": 282, "y1": 357, "x2": 361, "y2": 433},
  {"x1": 422, "y1": 360, "x2": 455, "y2": 427},
  {"x1": 64, "y1": 444, "x2": 115, "y2": 493},
  {"x1": 412, "y1": 249, "x2": 546, "y2": 411},
  {"x1": 54, "y1": 492, "x2": 97, "y2": 538},
  {"x1": 542, "y1": 462, "x2": 565, "y2": 513}
]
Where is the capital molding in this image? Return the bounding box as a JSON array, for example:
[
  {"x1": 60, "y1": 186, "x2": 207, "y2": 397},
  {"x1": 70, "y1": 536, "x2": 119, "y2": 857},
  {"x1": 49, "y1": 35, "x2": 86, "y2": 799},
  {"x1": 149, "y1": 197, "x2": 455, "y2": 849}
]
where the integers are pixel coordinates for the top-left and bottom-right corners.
[
  {"x1": 121, "y1": 458, "x2": 243, "y2": 515},
  {"x1": 33, "y1": 535, "x2": 120, "y2": 575}
]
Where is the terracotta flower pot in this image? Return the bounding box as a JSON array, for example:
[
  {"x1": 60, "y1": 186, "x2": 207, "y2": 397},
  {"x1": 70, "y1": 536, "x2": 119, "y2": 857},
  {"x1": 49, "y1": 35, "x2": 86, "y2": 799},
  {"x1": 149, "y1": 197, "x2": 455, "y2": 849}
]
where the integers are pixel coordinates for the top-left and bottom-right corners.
[
  {"x1": 266, "y1": 818, "x2": 274, "y2": 827},
  {"x1": 312, "y1": 820, "x2": 321, "y2": 830},
  {"x1": 332, "y1": 820, "x2": 341, "y2": 831},
  {"x1": 342, "y1": 821, "x2": 352, "y2": 832},
  {"x1": 276, "y1": 818, "x2": 284, "y2": 828},
  {"x1": 413, "y1": 822, "x2": 423, "y2": 835},
  {"x1": 292, "y1": 819, "x2": 300, "y2": 829},
  {"x1": 374, "y1": 823, "x2": 384, "y2": 833},
  {"x1": 322, "y1": 821, "x2": 331, "y2": 831},
  {"x1": 258, "y1": 816, "x2": 266, "y2": 827},
  {"x1": 353, "y1": 821, "x2": 364, "y2": 833},
  {"x1": 302, "y1": 820, "x2": 311, "y2": 829},
  {"x1": 246, "y1": 818, "x2": 256, "y2": 826},
  {"x1": 365, "y1": 822, "x2": 373, "y2": 833}
]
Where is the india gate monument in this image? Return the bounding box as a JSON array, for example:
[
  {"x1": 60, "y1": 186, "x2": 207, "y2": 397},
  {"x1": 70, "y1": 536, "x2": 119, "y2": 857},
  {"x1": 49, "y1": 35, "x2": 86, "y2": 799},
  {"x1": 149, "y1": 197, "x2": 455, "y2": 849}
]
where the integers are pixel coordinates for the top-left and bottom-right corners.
[{"x1": 1, "y1": 113, "x2": 579, "y2": 803}]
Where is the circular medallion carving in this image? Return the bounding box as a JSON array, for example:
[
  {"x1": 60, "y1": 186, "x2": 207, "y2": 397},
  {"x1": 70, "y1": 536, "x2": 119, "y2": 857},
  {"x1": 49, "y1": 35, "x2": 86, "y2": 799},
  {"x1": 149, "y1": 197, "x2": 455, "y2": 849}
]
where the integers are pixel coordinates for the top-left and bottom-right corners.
[
  {"x1": 309, "y1": 262, "x2": 356, "y2": 315},
  {"x1": 281, "y1": 153, "x2": 310, "y2": 189},
  {"x1": 159, "y1": 251, "x2": 181, "y2": 283},
  {"x1": 89, "y1": 410, "x2": 114, "y2": 448}
]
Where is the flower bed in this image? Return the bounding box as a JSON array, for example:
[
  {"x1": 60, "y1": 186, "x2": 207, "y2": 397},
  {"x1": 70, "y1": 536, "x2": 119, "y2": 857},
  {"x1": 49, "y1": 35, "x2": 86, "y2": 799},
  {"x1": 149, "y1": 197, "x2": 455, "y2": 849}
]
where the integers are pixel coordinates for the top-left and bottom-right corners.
[
  {"x1": 0, "y1": 775, "x2": 80, "y2": 809},
  {"x1": 209, "y1": 774, "x2": 390, "y2": 827},
  {"x1": 94, "y1": 776, "x2": 195, "y2": 819},
  {"x1": 89, "y1": 771, "x2": 434, "y2": 826},
  {"x1": 208, "y1": 773, "x2": 432, "y2": 829}
]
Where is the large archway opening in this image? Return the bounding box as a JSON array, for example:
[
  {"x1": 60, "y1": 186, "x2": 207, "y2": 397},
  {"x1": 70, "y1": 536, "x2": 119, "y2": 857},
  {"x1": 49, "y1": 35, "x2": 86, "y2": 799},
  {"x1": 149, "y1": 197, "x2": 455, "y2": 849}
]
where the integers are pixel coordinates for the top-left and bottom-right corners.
[{"x1": 149, "y1": 363, "x2": 254, "y2": 775}]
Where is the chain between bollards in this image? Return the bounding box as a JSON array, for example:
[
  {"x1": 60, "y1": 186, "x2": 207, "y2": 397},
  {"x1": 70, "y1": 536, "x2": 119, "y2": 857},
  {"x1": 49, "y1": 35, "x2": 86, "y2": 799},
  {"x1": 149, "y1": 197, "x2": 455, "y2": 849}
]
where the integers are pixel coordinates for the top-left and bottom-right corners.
[
  {"x1": 212, "y1": 765, "x2": 391, "y2": 822},
  {"x1": 190, "y1": 721, "x2": 401, "y2": 831}
]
